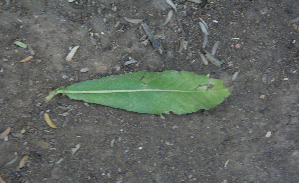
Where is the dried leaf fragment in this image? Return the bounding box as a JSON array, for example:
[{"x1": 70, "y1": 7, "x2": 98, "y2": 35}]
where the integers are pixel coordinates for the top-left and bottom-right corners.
[
  {"x1": 203, "y1": 50, "x2": 225, "y2": 67},
  {"x1": 110, "y1": 138, "x2": 115, "y2": 147},
  {"x1": 187, "y1": 0, "x2": 202, "y2": 3},
  {"x1": 5, "y1": 156, "x2": 18, "y2": 166},
  {"x1": 163, "y1": 10, "x2": 173, "y2": 25},
  {"x1": 199, "y1": 52, "x2": 208, "y2": 65},
  {"x1": 19, "y1": 155, "x2": 29, "y2": 168},
  {"x1": 0, "y1": 176, "x2": 6, "y2": 183},
  {"x1": 124, "y1": 17, "x2": 143, "y2": 24},
  {"x1": 44, "y1": 113, "x2": 57, "y2": 128},
  {"x1": 20, "y1": 56, "x2": 33, "y2": 63},
  {"x1": 211, "y1": 41, "x2": 220, "y2": 56},
  {"x1": 124, "y1": 59, "x2": 138, "y2": 66},
  {"x1": 232, "y1": 70, "x2": 240, "y2": 81},
  {"x1": 199, "y1": 22, "x2": 209, "y2": 49},
  {"x1": 71, "y1": 144, "x2": 81, "y2": 155},
  {"x1": 66, "y1": 46, "x2": 80, "y2": 61},
  {"x1": 1, "y1": 127, "x2": 11, "y2": 139},
  {"x1": 141, "y1": 23, "x2": 163, "y2": 54},
  {"x1": 166, "y1": 0, "x2": 177, "y2": 13}
]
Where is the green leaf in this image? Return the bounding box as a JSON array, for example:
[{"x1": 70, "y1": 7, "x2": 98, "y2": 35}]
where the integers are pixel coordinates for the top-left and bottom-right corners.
[
  {"x1": 46, "y1": 70, "x2": 231, "y2": 114},
  {"x1": 14, "y1": 41, "x2": 27, "y2": 48}
]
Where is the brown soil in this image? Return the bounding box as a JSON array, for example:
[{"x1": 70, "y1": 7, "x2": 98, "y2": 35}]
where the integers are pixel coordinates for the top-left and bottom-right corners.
[{"x1": 1, "y1": 0, "x2": 299, "y2": 182}]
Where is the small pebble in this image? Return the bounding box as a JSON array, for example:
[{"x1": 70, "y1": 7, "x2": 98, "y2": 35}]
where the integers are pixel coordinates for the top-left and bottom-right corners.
[
  {"x1": 62, "y1": 75, "x2": 68, "y2": 79},
  {"x1": 265, "y1": 131, "x2": 272, "y2": 138},
  {"x1": 259, "y1": 95, "x2": 265, "y2": 99},
  {"x1": 80, "y1": 67, "x2": 89, "y2": 73},
  {"x1": 235, "y1": 44, "x2": 241, "y2": 49}
]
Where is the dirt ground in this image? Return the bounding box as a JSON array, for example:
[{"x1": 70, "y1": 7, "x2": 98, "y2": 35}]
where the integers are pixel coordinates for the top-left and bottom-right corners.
[{"x1": 1, "y1": 0, "x2": 299, "y2": 182}]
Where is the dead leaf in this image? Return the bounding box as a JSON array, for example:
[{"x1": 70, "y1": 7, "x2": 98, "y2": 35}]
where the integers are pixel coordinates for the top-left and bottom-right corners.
[
  {"x1": 0, "y1": 176, "x2": 6, "y2": 183},
  {"x1": 110, "y1": 138, "x2": 115, "y2": 147},
  {"x1": 71, "y1": 144, "x2": 81, "y2": 155},
  {"x1": 1, "y1": 127, "x2": 11, "y2": 139},
  {"x1": 20, "y1": 56, "x2": 33, "y2": 63},
  {"x1": 44, "y1": 113, "x2": 57, "y2": 128},
  {"x1": 19, "y1": 155, "x2": 29, "y2": 168},
  {"x1": 124, "y1": 17, "x2": 143, "y2": 24}
]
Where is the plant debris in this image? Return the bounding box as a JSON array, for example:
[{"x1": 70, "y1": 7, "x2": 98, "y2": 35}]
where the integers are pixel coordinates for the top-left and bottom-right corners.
[
  {"x1": 187, "y1": 0, "x2": 202, "y2": 3},
  {"x1": 124, "y1": 17, "x2": 143, "y2": 24},
  {"x1": 199, "y1": 52, "x2": 208, "y2": 65},
  {"x1": 20, "y1": 56, "x2": 33, "y2": 63},
  {"x1": 1, "y1": 127, "x2": 11, "y2": 139},
  {"x1": 199, "y1": 22, "x2": 209, "y2": 49},
  {"x1": 18, "y1": 155, "x2": 30, "y2": 169},
  {"x1": 203, "y1": 50, "x2": 225, "y2": 67},
  {"x1": 14, "y1": 41, "x2": 27, "y2": 48},
  {"x1": 0, "y1": 176, "x2": 6, "y2": 183},
  {"x1": 43, "y1": 113, "x2": 57, "y2": 128},
  {"x1": 66, "y1": 46, "x2": 80, "y2": 61},
  {"x1": 232, "y1": 70, "x2": 240, "y2": 81},
  {"x1": 211, "y1": 41, "x2": 220, "y2": 56},
  {"x1": 124, "y1": 59, "x2": 138, "y2": 66},
  {"x1": 71, "y1": 144, "x2": 81, "y2": 155},
  {"x1": 163, "y1": 10, "x2": 174, "y2": 25},
  {"x1": 5, "y1": 156, "x2": 18, "y2": 166},
  {"x1": 141, "y1": 22, "x2": 163, "y2": 54},
  {"x1": 166, "y1": 0, "x2": 177, "y2": 13}
]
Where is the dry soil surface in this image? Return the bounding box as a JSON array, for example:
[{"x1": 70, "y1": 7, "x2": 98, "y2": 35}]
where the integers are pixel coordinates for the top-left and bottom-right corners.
[{"x1": 1, "y1": 0, "x2": 299, "y2": 182}]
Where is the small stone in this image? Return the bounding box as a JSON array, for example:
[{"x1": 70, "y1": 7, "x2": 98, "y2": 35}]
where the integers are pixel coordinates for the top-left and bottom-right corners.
[
  {"x1": 265, "y1": 131, "x2": 272, "y2": 138},
  {"x1": 172, "y1": 125, "x2": 178, "y2": 129},
  {"x1": 62, "y1": 75, "x2": 68, "y2": 79},
  {"x1": 235, "y1": 44, "x2": 241, "y2": 49},
  {"x1": 262, "y1": 74, "x2": 267, "y2": 84},
  {"x1": 80, "y1": 67, "x2": 89, "y2": 73}
]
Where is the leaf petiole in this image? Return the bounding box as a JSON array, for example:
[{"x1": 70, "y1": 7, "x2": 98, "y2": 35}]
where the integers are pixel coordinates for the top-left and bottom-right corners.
[{"x1": 45, "y1": 87, "x2": 65, "y2": 101}]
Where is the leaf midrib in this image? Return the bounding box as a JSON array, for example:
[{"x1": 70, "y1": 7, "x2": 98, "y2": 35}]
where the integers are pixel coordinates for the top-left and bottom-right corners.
[{"x1": 57, "y1": 89, "x2": 212, "y2": 94}]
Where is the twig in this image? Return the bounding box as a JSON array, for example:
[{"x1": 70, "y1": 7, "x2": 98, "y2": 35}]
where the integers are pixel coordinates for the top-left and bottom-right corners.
[{"x1": 141, "y1": 22, "x2": 163, "y2": 54}]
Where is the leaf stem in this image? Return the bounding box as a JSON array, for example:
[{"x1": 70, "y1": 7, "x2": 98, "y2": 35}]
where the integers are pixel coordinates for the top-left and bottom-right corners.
[
  {"x1": 45, "y1": 87, "x2": 65, "y2": 101},
  {"x1": 45, "y1": 91, "x2": 57, "y2": 101}
]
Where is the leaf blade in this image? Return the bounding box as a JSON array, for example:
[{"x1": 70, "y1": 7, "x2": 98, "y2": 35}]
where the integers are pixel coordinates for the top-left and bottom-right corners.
[{"x1": 51, "y1": 70, "x2": 231, "y2": 114}]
